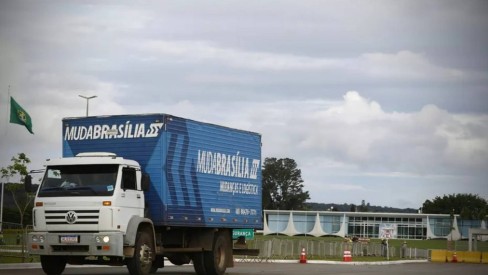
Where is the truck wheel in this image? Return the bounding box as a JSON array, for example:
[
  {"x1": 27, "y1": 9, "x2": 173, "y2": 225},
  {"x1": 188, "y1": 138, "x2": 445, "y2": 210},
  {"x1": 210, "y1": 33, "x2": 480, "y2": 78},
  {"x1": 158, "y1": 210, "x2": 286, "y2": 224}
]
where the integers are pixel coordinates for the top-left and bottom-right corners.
[
  {"x1": 192, "y1": 252, "x2": 207, "y2": 275},
  {"x1": 149, "y1": 255, "x2": 164, "y2": 274},
  {"x1": 204, "y1": 232, "x2": 229, "y2": 275},
  {"x1": 127, "y1": 230, "x2": 154, "y2": 275},
  {"x1": 40, "y1": 255, "x2": 66, "y2": 275}
]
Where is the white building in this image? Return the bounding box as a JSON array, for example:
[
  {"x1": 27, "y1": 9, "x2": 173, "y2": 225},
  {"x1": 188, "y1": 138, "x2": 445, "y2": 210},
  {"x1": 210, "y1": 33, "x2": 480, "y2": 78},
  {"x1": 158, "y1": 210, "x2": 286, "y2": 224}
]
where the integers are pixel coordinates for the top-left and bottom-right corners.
[{"x1": 263, "y1": 210, "x2": 487, "y2": 240}]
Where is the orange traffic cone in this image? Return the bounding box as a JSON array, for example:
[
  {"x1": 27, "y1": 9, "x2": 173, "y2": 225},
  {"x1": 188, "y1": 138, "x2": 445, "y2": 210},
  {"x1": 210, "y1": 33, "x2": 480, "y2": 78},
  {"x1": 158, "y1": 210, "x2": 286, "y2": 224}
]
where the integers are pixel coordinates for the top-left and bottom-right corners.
[
  {"x1": 451, "y1": 251, "x2": 458, "y2": 263},
  {"x1": 343, "y1": 250, "x2": 352, "y2": 262},
  {"x1": 299, "y1": 247, "x2": 307, "y2": 263}
]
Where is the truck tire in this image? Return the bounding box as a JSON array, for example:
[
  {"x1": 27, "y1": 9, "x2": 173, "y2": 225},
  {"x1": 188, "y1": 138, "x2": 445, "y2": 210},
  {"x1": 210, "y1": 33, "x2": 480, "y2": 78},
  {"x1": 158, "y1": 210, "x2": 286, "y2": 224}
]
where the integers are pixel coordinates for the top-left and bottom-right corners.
[
  {"x1": 192, "y1": 252, "x2": 207, "y2": 275},
  {"x1": 203, "y1": 232, "x2": 229, "y2": 275},
  {"x1": 149, "y1": 255, "x2": 164, "y2": 274},
  {"x1": 40, "y1": 255, "x2": 66, "y2": 275},
  {"x1": 149, "y1": 265, "x2": 158, "y2": 274},
  {"x1": 127, "y1": 229, "x2": 154, "y2": 275}
]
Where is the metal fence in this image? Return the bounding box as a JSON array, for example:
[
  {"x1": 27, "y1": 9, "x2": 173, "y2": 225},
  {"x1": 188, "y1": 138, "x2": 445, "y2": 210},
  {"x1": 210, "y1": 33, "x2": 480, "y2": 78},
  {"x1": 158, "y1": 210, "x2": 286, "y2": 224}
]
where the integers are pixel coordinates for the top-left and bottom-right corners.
[
  {"x1": 0, "y1": 223, "x2": 34, "y2": 262},
  {"x1": 2, "y1": 229, "x2": 430, "y2": 263},
  {"x1": 237, "y1": 238, "x2": 429, "y2": 262}
]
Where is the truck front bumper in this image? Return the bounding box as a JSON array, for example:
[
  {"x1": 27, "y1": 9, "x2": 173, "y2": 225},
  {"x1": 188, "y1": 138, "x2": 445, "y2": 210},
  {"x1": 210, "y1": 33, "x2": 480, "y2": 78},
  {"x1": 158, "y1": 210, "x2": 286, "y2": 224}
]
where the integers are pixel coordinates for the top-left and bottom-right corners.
[{"x1": 28, "y1": 232, "x2": 124, "y2": 257}]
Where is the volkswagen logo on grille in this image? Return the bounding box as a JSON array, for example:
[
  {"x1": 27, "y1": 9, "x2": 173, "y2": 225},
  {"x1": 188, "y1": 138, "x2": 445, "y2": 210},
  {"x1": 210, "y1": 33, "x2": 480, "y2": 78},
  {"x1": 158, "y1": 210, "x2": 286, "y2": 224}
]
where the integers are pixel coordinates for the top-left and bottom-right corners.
[{"x1": 66, "y1": 211, "x2": 77, "y2": 224}]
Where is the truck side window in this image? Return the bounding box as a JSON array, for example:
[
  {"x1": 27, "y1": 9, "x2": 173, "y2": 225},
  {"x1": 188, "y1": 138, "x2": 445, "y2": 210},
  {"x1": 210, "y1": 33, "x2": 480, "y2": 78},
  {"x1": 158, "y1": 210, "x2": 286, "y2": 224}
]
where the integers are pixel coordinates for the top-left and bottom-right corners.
[{"x1": 122, "y1": 167, "x2": 137, "y2": 190}]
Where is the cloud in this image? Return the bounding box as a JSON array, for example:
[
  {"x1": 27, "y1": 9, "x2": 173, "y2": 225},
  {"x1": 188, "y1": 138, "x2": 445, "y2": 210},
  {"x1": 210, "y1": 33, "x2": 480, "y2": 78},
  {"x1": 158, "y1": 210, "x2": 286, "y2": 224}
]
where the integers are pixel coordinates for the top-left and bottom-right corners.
[
  {"x1": 254, "y1": 91, "x2": 488, "y2": 179},
  {"x1": 356, "y1": 51, "x2": 465, "y2": 81},
  {"x1": 322, "y1": 91, "x2": 386, "y2": 123},
  {"x1": 327, "y1": 183, "x2": 365, "y2": 192},
  {"x1": 137, "y1": 40, "x2": 339, "y2": 71},
  {"x1": 137, "y1": 40, "x2": 466, "y2": 80}
]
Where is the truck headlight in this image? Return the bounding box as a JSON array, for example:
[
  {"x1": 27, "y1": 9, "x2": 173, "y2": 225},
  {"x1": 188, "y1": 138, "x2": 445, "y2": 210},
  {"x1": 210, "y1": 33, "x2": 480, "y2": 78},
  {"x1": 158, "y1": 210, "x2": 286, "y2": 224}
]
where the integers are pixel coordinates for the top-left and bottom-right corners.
[
  {"x1": 96, "y1": 236, "x2": 110, "y2": 243},
  {"x1": 32, "y1": 235, "x2": 45, "y2": 243}
]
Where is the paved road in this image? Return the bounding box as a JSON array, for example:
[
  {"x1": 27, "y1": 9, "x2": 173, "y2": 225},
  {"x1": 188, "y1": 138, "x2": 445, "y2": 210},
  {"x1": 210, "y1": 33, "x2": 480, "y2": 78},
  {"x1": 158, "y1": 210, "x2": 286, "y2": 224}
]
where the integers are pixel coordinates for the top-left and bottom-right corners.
[{"x1": 1, "y1": 262, "x2": 488, "y2": 275}]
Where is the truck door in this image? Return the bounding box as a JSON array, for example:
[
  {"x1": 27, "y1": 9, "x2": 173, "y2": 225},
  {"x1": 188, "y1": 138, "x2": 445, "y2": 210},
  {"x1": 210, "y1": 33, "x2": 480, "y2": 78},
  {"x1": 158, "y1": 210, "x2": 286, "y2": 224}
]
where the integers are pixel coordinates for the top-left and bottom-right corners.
[{"x1": 118, "y1": 166, "x2": 145, "y2": 218}]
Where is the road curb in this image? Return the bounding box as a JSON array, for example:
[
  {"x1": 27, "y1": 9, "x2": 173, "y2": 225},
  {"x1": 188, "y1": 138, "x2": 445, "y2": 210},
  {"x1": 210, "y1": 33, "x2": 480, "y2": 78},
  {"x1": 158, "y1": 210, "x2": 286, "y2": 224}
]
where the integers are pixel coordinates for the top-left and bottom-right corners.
[
  {"x1": 235, "y1": 259, "x2": 429, "y2": 265},
  {"x1": 0, "y1": 263, "x2": 41, "y2": 270}
]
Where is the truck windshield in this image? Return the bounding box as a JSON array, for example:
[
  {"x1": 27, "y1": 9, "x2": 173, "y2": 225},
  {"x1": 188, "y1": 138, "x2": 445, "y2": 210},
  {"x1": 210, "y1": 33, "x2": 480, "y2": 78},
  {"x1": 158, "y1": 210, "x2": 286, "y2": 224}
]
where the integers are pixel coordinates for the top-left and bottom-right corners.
[{"x1": 37, "y1": 164, "x2": 118, "y2": 197}]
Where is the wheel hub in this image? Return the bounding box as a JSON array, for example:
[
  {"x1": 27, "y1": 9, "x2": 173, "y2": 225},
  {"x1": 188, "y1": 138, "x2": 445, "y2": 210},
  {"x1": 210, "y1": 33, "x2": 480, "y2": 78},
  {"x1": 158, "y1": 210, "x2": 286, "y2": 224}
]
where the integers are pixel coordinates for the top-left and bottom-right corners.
[{"x1": 139, "y1": 243, "x2": 153, "y2": 266}]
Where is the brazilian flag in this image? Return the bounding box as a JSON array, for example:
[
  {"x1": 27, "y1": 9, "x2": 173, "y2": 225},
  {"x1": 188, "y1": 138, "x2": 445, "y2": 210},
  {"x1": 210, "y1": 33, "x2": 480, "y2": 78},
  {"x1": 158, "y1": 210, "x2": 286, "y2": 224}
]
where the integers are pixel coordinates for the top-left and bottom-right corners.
[{"x1": 10, "y1": 96, "x2": 34, "y2": 134}]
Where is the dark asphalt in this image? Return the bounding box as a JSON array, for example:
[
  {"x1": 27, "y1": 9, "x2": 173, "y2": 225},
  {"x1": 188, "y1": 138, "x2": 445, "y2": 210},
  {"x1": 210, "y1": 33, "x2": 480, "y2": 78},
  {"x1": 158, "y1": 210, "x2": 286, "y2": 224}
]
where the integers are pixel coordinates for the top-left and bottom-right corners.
[{"x1": 1, "y1": 261, "x2": 488, "y2": 275}]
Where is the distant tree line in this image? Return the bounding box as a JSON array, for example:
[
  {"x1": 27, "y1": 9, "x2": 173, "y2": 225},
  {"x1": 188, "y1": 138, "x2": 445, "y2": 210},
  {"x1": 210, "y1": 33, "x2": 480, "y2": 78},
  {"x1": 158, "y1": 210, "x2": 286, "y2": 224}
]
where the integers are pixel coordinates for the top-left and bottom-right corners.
[{"x1": 421, "y1": 193, "x2": 487, "y2": 219}]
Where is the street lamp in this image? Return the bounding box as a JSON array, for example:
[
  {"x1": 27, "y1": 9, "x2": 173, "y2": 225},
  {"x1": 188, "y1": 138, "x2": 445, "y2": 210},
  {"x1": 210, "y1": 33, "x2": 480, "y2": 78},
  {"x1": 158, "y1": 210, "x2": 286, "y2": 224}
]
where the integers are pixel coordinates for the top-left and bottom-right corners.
[{"x1": 79, "y1": 95, "x2": 97, "y2": 116}]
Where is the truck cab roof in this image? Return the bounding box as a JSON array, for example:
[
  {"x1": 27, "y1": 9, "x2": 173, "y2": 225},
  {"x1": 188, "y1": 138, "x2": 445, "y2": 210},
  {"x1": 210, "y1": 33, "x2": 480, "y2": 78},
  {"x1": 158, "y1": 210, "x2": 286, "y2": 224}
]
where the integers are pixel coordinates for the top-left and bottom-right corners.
[{"x1": 45, "y1": 152, "x2": 140, "y2": 167}]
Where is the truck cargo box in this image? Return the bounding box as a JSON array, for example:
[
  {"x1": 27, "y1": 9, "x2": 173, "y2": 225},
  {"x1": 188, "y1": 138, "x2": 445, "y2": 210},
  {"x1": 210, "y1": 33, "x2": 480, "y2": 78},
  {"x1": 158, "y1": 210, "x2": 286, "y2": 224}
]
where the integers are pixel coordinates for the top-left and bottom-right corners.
[{"x1": 62, "y1": 114, "x2": 262, "y2": 229}]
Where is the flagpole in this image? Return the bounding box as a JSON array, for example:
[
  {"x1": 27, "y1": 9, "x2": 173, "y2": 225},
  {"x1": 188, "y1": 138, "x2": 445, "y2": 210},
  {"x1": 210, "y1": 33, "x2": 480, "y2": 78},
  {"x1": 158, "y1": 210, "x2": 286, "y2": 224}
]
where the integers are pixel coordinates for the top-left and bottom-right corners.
[
  {"x1": 4, "y1": 86, "x2": 10, "y2": 136},
  {"x1": 1, "y1": 85, "x2": 11, "y2": 232}
]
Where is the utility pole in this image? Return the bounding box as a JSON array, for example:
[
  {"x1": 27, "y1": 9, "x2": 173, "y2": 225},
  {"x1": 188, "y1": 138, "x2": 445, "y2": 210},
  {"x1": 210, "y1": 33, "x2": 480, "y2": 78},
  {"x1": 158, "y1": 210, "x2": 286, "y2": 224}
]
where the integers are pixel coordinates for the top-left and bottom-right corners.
[{"x1": 79, "y1": 95, "x2": 97, "y2": 116}]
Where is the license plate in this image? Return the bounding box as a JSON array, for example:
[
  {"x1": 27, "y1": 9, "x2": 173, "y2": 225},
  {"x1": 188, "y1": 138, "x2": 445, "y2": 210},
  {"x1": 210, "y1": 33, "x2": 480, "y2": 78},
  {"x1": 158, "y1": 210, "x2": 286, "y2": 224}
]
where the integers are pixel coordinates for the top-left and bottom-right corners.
[{"x1": 60, "y1": 235, "x2": 79, "y2": 243}]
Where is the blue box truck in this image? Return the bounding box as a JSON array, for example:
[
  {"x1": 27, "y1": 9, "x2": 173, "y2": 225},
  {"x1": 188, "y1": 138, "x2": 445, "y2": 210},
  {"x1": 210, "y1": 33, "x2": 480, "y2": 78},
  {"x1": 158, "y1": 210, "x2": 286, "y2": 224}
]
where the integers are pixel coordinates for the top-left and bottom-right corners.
[{"x1": 26, "y1": 114, "x2": 262, "y2": 275}]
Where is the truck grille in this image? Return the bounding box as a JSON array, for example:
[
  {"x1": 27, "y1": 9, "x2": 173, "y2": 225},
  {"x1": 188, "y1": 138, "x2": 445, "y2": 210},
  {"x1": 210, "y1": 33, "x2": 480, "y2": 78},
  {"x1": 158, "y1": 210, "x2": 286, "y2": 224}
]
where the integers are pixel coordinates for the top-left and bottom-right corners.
[
  {"x1": 45, "y1": 210, "x2": 99, "y2": 225},
  {"x1": 52, "y1": 245, "x2": 89, "y2": 252}
]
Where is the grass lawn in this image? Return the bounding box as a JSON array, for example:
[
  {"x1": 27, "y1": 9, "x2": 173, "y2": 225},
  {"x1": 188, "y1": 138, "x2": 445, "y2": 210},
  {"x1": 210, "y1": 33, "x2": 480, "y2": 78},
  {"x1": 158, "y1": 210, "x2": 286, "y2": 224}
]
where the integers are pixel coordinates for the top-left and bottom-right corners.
[{"x1": 0, "y1": 255, "x2": 38, "y2": 264}]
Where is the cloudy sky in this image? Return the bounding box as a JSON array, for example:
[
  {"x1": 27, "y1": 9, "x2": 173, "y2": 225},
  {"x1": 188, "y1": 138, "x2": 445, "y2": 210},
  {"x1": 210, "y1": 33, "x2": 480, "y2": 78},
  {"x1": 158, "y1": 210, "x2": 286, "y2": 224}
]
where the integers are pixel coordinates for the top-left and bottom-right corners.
[{"x1": 1, "y1": 0, "x2": 487, "y2": 209}]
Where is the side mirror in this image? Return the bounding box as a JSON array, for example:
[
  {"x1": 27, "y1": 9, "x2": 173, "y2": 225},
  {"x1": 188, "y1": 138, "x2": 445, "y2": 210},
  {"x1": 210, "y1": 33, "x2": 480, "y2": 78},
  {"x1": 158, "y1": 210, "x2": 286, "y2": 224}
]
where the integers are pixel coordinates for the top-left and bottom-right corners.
[
  {"x1": 25, "y1": 175, "x2": 32, "y2": 193},
  {"x1": 141, "y1": 173, "x2": 150, "y2": 192}
]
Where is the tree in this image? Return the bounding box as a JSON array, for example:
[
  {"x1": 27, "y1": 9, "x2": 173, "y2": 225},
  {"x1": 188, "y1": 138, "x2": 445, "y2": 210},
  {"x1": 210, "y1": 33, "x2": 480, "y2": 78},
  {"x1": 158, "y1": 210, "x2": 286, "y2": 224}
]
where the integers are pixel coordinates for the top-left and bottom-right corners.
[
  {"x1": 1, "y1": 153, "x2": 34, "y2": 228},
  {"x1": 358, "y1": 200, "x2": 369, "y2": 212},
  {"x1": 262, "y1": 157, "x2": 310, "y2": 210},
  {"x1": 421, "y1": 193, "x2": 488, "y2": 220}
]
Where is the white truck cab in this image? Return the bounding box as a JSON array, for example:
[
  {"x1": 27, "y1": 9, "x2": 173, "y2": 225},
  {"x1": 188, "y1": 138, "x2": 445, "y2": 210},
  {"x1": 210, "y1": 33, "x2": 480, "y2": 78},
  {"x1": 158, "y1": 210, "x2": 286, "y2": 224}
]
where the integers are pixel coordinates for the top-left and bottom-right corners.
[{"x1": 27, "y1": 153, "x2": 152, "y2": 275}]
